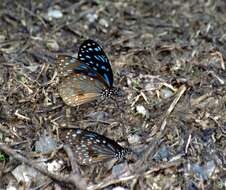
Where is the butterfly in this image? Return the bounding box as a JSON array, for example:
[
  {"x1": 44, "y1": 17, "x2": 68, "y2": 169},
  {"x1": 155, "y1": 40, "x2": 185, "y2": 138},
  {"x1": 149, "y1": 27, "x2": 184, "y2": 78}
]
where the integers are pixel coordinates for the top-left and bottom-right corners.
[
  {"x1": 56, "y1": 39, "x2": 120, "y2": 106},
  {"x1": 60, "y1": 128, "x2": 132, "y2": 165}
]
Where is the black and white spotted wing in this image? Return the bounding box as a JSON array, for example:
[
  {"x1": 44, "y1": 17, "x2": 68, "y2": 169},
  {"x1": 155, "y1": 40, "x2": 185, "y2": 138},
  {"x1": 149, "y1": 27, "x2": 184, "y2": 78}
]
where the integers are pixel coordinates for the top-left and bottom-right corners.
[{"x1": 61, "y1": 128, "x2": 130, "y2": 165}]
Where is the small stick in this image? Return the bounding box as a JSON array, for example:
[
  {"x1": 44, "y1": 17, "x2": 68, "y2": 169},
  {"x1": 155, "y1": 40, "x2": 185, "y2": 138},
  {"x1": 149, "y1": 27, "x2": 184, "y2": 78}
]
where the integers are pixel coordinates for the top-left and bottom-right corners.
[
  {"x1": 63, "y1": 145, "x2": 81, "y2": 175},
  {"x1": 211, "y1": 51, "x2": 225, "y2": 71},
  {"x1": 160, "y1": 85, "x2": 187, "y2": 131},
  {"x1": 185, "y1": 134, "x2": 192, "y2": 154}
]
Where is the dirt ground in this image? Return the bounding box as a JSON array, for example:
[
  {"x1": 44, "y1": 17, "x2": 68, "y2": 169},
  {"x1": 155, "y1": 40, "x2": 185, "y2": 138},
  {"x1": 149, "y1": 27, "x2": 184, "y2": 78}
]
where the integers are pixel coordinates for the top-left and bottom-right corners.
[{"x1": 0, "y1": 0, "x2": 226, "y2": 189}]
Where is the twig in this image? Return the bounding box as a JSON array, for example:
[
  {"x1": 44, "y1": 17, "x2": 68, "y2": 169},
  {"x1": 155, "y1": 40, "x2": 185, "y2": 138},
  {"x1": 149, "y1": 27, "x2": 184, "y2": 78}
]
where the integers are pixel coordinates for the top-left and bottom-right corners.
[
  {"x1": 190, "y1": 92, "x2": 211, "y2": 106},
  {"x1": 14, "y1": 110, "x2": 31, "y2": 121},
  {"x1": 160, "y1": 85, "x2": 187, "y2": 131},
  {"x1": 185, "y1": 134, "x2": 192, "y2": 154},
  {"x1": 63, "y1": 145, "x2": 81, "y2": 175},
  {"x1": 35, "y1": 104, "x2": 64, "y2": 114},
  {"x1": 208, "y1": 71, "x2": 225, "y2": 85},
  {"x1": 0, "y1": 143, "x2": 87, "y2": 190},
  {"x1": 211, "y1": 51, "x2": 225, "y2": 71}
]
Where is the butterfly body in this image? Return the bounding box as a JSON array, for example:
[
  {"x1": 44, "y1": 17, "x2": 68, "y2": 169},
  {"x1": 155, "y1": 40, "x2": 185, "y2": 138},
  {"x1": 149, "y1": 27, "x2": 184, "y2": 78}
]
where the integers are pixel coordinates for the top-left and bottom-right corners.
[
  {"x1": 57, "y1": 40, "x2": 120, "y2": 106},
  {"x1": 60, "y1": 128, "x2": 131, "y2": 165}
]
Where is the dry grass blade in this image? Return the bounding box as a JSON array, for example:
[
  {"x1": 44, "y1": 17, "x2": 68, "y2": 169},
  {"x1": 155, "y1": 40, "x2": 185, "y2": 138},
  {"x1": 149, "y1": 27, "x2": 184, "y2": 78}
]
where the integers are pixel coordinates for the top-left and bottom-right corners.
[{"x1": 160, "y1": 85, "x2": 187, "y2": 131}]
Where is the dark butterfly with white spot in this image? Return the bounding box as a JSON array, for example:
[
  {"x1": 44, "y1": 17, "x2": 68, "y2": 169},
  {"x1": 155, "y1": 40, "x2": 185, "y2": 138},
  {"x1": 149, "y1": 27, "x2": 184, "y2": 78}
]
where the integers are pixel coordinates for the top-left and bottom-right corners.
[
  {"x1": 56, "y1": 39, "x2": 120, "y2": 106},
  {"x1": 60, "y1": 128, "x2": 132, "y2": 165}
]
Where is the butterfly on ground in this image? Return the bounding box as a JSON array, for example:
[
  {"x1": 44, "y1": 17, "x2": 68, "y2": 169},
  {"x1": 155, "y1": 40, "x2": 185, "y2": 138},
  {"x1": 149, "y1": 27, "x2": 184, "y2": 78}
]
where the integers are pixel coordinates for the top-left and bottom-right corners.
[
  {"x1": 56, "y1": 39, "x2": 121, "y2": 106},
  {"x1": 60, "y1": 128, "x2": 132, "y2": 165}
]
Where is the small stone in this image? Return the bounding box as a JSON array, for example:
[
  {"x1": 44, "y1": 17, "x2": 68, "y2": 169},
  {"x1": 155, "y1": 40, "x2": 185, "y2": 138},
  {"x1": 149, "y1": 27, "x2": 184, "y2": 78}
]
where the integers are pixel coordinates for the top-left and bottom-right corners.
[
  {"x1": 35, "y1": 135, "x2": 57, "y2": 153},
  {"x1": 128, "y1": 134, "x2": 140, "y2": 144},
  {"x1": 46, "y1": 40, "x2": 60, "y2": 51},
  {"x1": 160, "y1": 88, "x2": 174, "y2": 99},
  {"x1": 47, "y1": 9, "x2": 63, "y2": 19},
  {"x1": 99, "y1": 18, "x2": 109, "y2": 27},
  {"x1": 12, "y1": 164, "x2": 46, "y2": 187},
  {"x1": 86, "y1": 13, "x2": 98, "y2": 23},
  {"x1": 154, "y1": 145, "x2": 172, "y2": 161},
  {"x1": 6, "y1": 185, "x2": 17, "y2": 190},
  {"x1": 112, "y1": 163, "x2": 130, "y2": 178},
  {"x1": 86, "y1": 111, "x2": 109, "y2": 121},
  {"x1": 0, "y1": 35, "x2": 6, "y2": 43},
  {"x1": 112, "y1": 187, "x2": 128, "y2": 190},
  {"x1": 191, "y1": 160, "x2": 216, "y2": 180},
  {"x1": 136, "y1": 105, "x2": 149, "y2": 118},
  {"x1": 47, "y1": 160, "x2": 63, "y2": 173}
]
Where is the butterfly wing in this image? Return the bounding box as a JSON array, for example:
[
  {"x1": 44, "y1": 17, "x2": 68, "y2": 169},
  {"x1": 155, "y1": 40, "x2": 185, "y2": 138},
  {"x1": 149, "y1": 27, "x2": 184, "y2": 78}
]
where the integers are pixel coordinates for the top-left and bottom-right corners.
[
  {"x1": 81, "y1": 131, "x2": 119, "y2": 163},
  {"x1": 61, "y1": 128, "x2": 125, "y2": 165},
  {"x1": 57, "y1": 55, "x2": 81, "y2": 77},
  {"x1": 57, "y1": 55, "x2": 110, "y2": 87},
  {"x1": 77, "y1": 39, "x2": 114, "y2": 88},
  {"x1": 58, "y1": 73, "x2": 106, "y2": 106}
]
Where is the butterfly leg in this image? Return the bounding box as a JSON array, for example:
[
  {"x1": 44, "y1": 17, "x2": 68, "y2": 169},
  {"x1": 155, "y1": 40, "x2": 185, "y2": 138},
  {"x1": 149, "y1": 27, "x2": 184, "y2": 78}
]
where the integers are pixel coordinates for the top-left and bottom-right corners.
[
  {"x1": 111, "y1": 97, "x2": 125, "y2": 113},
  {"x1": 96, "y1": 96, "x2": 106, "y2": 107}
]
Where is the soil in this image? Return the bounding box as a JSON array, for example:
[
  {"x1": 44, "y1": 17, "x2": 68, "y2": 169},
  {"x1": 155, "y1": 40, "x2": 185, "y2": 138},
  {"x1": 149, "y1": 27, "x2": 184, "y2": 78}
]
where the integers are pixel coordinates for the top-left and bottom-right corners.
[{"x1": 0, "y1": 0, "x2": 226, "y2": 189}]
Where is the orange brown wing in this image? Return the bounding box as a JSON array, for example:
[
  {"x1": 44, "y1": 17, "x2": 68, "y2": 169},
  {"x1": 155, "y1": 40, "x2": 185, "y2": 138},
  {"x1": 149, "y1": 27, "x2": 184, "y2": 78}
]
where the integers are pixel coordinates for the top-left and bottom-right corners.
[
  {"x1": 58, "y1": 73, "x2": 106, "y2": 106},
  {"x1": 56, "y1": 54, "x2": 109, "y2": 88}
]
